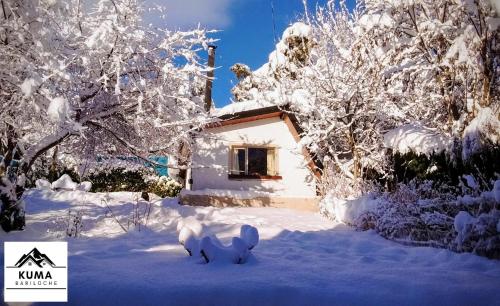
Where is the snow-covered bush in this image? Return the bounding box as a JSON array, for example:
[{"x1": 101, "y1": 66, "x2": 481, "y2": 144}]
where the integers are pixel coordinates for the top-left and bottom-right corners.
[
  {"x1": 374, "y1": 182, "x2": 456, "y2": 244},
  {"x1": 452, "y1": 183, "x2": 500, "y2": 257},
  {"x1": 83, "y1": 167, "x2": 181, "y2": 197},
  {"x1": 454, "y1": 210, "x2": 500, "y2": 258},
  {"x1": 147, "y1": 176, "x2": 182, "y2": 198},
  {"x1": 462, "y1": 107, "x2": 500, "y2": 160},
  {"x1": 358, "y1": 180, "x2": 500, "y2": 258}
]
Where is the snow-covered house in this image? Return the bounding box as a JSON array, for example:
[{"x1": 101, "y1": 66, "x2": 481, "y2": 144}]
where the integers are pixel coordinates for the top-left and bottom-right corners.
[{"x1": 181, "y1": 101, "x2": 322, "y2": 211}]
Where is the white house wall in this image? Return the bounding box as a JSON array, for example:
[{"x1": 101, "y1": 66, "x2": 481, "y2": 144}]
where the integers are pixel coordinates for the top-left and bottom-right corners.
[{"x1": 191, "y1": 117, "x2": 317, "y2": 197}]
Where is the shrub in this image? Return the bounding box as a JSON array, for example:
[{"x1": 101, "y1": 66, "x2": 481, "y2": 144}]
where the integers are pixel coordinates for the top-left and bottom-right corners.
[
  {"x1": 358, "y1": 180, "x2": 500, "y2": 259},
  {"x1": 83, "y1": 168, "x2": 182, "y2": 198},
  {"x1": 85, "y1": 168, "x2": 151, "y2": 193},
  {"x1": 391, "y1": 145, "x2": 500, "y2": 192},
  {"x1": 147, "y1": 176, "x2": 182, "y2": 198}
]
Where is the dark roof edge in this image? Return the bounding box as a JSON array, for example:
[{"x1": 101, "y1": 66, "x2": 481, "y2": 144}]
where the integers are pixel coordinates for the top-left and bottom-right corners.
[
  {"x1": 217, "y1": 103, "x2": 305, "y2": 138},
  {"x1": 217, "y1": 105, "x2": 287, "y2": 121}
]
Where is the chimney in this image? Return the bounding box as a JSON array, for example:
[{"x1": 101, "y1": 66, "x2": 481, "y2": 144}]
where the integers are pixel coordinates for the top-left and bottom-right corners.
[{"x1": 204, "y1": 45, "x2": 217, "y2": 112}]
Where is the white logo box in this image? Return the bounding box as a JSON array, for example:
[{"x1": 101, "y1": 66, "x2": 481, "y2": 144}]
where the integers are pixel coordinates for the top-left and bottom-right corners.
[{"x1": 4, "y1": 241, "x2": 68, "y2": 302}]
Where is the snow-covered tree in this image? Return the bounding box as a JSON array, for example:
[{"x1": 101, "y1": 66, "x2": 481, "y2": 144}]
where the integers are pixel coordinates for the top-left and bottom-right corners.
[
  {"x1": 229, "y1": 0, "x2": 499, "y2": 190},
  {"x1": 230, "y1": 3, "x2": 397, "y2": 185},
  {"x1": 0, "y1": 0, "x2": 214, "y2": 231},
  {"x1": 362, "y1": 0, "x2": 499, "y2": 137},
  {"x1": 297, "y1": 2, "x2": 401, "y2": 182}
]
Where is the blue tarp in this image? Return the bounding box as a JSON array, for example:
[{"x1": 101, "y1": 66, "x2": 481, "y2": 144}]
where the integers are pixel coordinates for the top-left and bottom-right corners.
[{"x1": 148, "y1": 156, "x2": 169, "y2": 176}]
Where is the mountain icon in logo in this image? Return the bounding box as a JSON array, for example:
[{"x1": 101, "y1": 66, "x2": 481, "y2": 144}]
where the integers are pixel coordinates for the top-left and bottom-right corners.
[{"x1": 14, "y1": 248, "x2": 56, "y2": 268}]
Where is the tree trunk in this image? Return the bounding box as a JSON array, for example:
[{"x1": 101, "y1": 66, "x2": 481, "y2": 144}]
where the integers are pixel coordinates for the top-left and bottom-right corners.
[
  {"x1": 49, "y1": 146, "x2": 59, "y2": 182},
  {"x1": 0, "y1": 130, "x2": 71, "y2": 232},
  {"x1": 347, "y1": 126, "x2": 361, "y2": 179},
  {"x1": 0, "y1": 174, "x2": 25, "y2": 232},
  {"x1": 0, "y1": 124, "x2": 25, "y2": 232}
]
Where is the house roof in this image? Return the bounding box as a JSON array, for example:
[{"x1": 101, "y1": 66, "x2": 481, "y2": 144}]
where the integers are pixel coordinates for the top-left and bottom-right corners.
[
  {"x1": 206, "y1": 103, "x2": 322, "y2": 177},
  {"x1": 209, "y1": 104, "x2": 303, "y2": 133}
]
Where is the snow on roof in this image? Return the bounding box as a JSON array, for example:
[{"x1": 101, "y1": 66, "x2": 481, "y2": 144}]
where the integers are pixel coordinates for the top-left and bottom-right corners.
[
  {"x1": 213, "y1": 100, "x2": 287, "y2": 117},
  {"x1": 383, "y1": 124, "x2": 452, "y2": 156},
  {"x1": 213, "y1": 88, "x2": 313, "y2": 118}
]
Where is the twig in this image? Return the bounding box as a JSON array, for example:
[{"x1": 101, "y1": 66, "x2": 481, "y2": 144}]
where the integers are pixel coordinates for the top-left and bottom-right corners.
[{"x1": 101, "y1": 197, "x2": 127, "y2": 233}]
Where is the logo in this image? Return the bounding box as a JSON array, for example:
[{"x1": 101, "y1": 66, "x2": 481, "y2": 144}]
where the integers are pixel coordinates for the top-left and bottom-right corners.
[
  {"x1": 15, "y1": 247, "x2": 57, "y2": 268},
  {"x1": 4, "y1": 242, "x2": 68, "y2": 302}
]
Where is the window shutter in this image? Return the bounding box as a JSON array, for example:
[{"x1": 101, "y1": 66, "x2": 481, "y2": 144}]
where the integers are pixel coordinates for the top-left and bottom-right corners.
[
  {"x1": 267, "y1": 148, "x2": 276, "y2": 176},
  {"x1": 231, "y1": 148, "x2": 239, "y2": 174}
]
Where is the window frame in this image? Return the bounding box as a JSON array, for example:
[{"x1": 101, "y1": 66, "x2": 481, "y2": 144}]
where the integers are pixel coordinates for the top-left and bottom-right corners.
[{"x1": 228, "y1": 144, "x2": 281, "y2": 180}]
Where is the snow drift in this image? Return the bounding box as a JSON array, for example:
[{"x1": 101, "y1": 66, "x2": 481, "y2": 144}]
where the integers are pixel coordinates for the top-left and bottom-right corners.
[{"x1": 177, "y1": 219, "x2": 259, "y2": 264}]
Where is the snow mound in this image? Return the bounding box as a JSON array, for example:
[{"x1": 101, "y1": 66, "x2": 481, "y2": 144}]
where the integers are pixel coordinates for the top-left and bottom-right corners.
[
  {"x1": 179, "y1": 222, "x2": 259, "y2": 264},
  {"x1": 320, "y1": 193, "x2": 379, "y2": 225},
  {"x1": 177, "y1": 218, "x2": 205, "y2": 257},
  {"x1": 51, "y1": 174, "x2": 77, "y2": 191},
  {"x1": 35, "y1": 179, "x2": 51, "y2": 190},
  {"x1": 199, "y1": 235, "x2": 251, "y2": 264},
  {"x1": 183, "y1": 234, "x2": 201, "y2": 257},
  {"x1": 179, "y1": 226, "x2": 196, "y2": 246},
  {"x1": 176, "y1": 217, "x2": 203, "y2": 237},
  {"x1": 240, "y1": 224, "x2": 259, "y2": 250},
  {"x1": 37, "y1": 177, "x2": 90, "y2": 192},
  {"x1": 383, "y1": 124, "x2": 452, "y2": 156},
  {"x1": 462, "y1": 107, "x2": 500, "y2": 159},
  {"x1": 77, "y1": 181, "x2": 92, "y2": 192}
]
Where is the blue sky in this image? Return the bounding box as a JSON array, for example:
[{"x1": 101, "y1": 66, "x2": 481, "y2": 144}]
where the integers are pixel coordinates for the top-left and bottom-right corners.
[{"x1": 153, "y1": 0, "x2": 356, "y2": 108}]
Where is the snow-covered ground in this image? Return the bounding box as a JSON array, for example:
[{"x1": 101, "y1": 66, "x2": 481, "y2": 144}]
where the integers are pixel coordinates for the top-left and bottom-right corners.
[{"x1": 1, "y1": 190, "x2": 500, "y2": 306}]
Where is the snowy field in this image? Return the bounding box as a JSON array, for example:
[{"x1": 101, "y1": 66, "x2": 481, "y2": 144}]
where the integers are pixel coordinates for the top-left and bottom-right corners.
[{"x1": 1, "y1": 190, "x2": 500, "y2": 306}]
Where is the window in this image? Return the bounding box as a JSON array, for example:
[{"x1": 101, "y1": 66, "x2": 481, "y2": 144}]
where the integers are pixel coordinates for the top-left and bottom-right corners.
[{"x1": 229, "y1": 146, "x2": 280, "y2": 179}]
